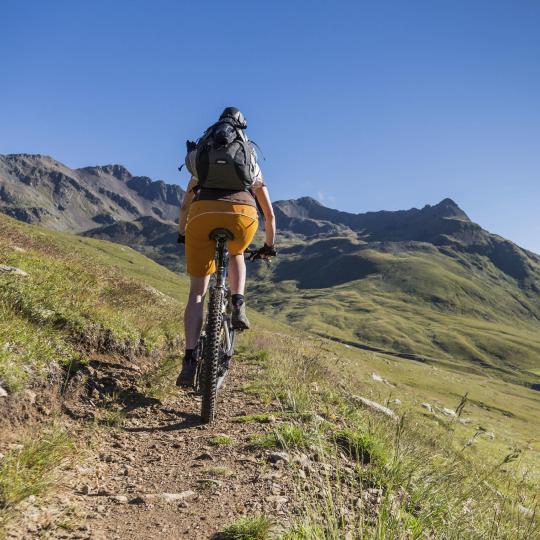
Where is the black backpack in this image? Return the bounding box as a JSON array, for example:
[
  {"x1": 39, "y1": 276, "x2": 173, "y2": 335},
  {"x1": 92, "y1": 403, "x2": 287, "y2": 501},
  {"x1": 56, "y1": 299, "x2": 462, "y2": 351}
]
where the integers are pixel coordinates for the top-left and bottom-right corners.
[{"x1": 189, "y1": 109, "x2": 255, "y2": 191}]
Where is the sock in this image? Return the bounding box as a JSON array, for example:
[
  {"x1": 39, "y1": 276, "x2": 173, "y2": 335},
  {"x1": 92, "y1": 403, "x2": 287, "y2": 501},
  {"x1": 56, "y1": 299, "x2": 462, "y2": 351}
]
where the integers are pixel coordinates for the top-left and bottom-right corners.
[
  {"x1": 232, "y1": 294, "x2": 244, "y2": 307},
  {"x1": 184, "y1": 348, "x2": 195, "y2": 362}
]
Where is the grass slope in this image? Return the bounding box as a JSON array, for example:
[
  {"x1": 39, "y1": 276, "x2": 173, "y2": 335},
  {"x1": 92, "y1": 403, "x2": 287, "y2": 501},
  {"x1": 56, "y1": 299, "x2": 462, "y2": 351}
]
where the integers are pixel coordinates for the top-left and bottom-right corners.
[
  {"x1": 0, "y1": 213, "x2": 188, "y2": 392},
  {"x1": 250, "y1": 237, "x2": 540, "y2": 387},
  {"x1": 238, "y1": 331, "x2": 540, "y2": 538}
]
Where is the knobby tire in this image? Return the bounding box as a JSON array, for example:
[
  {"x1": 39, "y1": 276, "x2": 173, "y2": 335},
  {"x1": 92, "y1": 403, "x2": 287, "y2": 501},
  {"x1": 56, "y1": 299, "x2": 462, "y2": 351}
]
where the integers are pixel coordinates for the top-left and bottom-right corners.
[{"x1": 201, "y1": 288, "x2": 224, "y2": 423}]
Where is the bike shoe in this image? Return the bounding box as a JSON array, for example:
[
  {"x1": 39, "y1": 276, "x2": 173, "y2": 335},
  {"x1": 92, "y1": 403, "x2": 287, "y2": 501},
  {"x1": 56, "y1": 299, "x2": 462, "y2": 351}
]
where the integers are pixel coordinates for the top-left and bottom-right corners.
[
  {"x1": 176, "y1": 357, "x2": 196, "y2": 387},
  {"x1": 232, "y1": 303, "x2": 251, "y2": 330}
]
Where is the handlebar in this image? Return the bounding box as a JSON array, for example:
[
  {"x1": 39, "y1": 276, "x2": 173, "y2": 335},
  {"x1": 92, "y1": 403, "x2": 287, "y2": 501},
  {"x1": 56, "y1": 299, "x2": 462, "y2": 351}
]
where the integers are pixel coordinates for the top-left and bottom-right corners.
[
  {"x1": 244, "y1": 248, "x2": 262, "y2": 261},
  {"x1": 244, "y1": 248, "x2": 275, "y2": 262}
]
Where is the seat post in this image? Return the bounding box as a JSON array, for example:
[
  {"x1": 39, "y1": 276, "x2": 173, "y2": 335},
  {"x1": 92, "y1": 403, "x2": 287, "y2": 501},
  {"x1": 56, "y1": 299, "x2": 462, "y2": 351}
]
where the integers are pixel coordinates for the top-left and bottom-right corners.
[
  {"x1": 209, "y1": 228, "x2": 233, "y2": 289},
  {"x1": 215, "y1": 236, "x2": 228, "y2": 286}
]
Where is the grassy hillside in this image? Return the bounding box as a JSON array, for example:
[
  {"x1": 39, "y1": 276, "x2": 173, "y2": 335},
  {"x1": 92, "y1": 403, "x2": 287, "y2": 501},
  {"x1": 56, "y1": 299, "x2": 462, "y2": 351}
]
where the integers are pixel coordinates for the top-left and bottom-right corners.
[
  {"x1": 0, "y1": 213, "x2": 188, "y2": 392},
  {"x1": 250, "y1": 236, "x2": 540, "y2": 387},
  {"x1": 239, "y1": 331, "x2": 539, "y2": 538}
]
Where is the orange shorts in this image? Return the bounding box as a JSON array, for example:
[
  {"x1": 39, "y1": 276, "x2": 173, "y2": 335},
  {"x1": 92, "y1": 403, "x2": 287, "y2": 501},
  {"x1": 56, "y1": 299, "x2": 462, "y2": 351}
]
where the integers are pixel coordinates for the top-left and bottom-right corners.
[{"x1": 185, "y1": 200, "x2": 259, "y2": 277}]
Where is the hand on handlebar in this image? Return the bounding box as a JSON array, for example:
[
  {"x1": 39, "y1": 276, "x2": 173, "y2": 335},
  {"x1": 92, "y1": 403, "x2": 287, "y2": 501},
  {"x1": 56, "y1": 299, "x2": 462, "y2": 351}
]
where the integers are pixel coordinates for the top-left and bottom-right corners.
[{"x1": 245, "y1": 244, "x2": 277, "y2": 262}]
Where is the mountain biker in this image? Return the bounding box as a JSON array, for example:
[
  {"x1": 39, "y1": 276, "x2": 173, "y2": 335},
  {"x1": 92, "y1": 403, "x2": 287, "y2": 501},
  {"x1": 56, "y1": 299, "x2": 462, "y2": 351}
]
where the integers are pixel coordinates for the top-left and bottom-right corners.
[{"x1": 176, "y1": 107, "x2": 276, "y2": 386}]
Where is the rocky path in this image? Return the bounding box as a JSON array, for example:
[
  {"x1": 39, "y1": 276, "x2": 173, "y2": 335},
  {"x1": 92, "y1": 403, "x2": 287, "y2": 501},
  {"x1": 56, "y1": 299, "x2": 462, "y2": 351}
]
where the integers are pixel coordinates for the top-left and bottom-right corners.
[{"x1": 64, "y1": 361, "x2": 296, "y2": 540}]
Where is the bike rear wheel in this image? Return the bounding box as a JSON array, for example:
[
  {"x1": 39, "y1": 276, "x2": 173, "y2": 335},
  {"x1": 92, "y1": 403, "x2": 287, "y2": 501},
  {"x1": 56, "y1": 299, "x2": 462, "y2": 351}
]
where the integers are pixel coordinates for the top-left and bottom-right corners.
[{"x1": 200, "y1": 287, "x2": 224, "y2": 423}]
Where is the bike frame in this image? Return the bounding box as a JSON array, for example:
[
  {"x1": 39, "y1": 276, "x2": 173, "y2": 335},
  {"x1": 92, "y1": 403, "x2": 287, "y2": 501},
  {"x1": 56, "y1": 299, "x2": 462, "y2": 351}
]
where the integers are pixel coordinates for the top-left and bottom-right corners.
[
  {"x1": 195, "y1": 232, "x2": 236, "y2": 396},
  {"x1": 214, "y1": 235, "x2": 229, "y2": 295}
]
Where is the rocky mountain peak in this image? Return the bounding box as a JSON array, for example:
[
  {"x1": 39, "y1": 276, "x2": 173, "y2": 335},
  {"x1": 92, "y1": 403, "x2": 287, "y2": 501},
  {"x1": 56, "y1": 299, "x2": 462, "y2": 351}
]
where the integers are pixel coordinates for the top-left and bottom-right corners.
[
  {"x1": 297, "y1": 196, "x2": 323, "y2": 207},
  {"x1": 0, "y1": 154, "x2": 183, "y2": 232},
  {"x1": 127, "y1": 176, "x2": 184, "y2": 207},
  {"x1": 426, "y1": 198, "x2": 470, "y2": 221},
  {"x1": 78, "y1": 164, "x2": 132, "y2": 182}
]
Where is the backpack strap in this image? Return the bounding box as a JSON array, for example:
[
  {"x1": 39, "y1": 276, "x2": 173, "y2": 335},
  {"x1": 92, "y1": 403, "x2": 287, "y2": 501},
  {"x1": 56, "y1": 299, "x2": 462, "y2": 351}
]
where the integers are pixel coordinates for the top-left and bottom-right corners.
[
  {"x1": 238, "y1": 139, "x2": 253, "y2": 173},
  {"x1": 249, "y1": 140, "x2": 266, "y2": 161},
  {"x1": 249, "y1": 187, "x2": 265, "y2": 219}
]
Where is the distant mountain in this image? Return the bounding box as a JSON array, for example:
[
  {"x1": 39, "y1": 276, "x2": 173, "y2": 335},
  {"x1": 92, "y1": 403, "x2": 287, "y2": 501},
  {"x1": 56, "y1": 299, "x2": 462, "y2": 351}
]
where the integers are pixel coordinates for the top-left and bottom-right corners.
[
  {"x1": 250, "y1": 197, "x2": 540, "y2": 386},
  {"x1": 274, "y1": 196, "x2": 470, "y2": 241},
  {"x1": 0, "y1": 154, "x2": 184, "y2": 233},
  {"x1": 273, "y1": 196, "x2": 540, "y2": 286}
]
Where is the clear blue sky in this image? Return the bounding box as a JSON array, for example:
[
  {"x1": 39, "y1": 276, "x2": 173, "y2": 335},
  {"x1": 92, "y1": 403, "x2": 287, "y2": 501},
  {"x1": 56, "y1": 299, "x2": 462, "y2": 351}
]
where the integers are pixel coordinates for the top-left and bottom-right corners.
[{"x1": 1, "y1": 0, "x2": 539, "y2": 253}]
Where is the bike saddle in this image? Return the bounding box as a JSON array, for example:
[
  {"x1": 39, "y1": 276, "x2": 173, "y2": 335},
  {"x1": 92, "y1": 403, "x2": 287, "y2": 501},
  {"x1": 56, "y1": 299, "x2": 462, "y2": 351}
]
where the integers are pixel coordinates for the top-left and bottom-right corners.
[{"x1": 209, "y1": 228, "x2": 235, "y2": 241}]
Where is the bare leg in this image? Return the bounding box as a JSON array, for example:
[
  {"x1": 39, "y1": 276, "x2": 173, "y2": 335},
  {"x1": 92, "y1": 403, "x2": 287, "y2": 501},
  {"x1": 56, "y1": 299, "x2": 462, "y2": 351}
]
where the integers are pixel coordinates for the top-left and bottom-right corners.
[
  {"x1": 184, "y1": 275, "x2": 211, "y2": 349},
  {"x1": 227, "y1": 254, "x2": 246, "y2": 295}
]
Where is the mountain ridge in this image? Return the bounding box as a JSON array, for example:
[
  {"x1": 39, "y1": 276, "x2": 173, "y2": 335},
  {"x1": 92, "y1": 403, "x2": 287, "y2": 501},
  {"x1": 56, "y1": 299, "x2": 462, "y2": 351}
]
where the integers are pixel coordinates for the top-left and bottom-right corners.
[{"x1": 0, "y1": 154, "x2": 184, "y2": 233}]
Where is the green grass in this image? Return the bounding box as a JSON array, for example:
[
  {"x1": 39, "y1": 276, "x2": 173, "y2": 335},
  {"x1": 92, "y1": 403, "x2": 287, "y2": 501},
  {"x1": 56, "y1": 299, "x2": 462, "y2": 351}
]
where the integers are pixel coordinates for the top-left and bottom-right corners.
[
  {"x1": 274, "y1": 424, "x2": 315, "y2": 449},
  {"x1": 333, "y1": 428, "x2": 388, "y2": 466},
  {"x1": 0, "y1": 428, "x2": 74, "y2": 534},
  {"x1": 95, "y1": 405, "x2": 126, "y2": 428},
  {"x1": 204, "y1": 466, "x2": 233, "y2": 478},
  {"x1": 249, "y1": 239, "x2": 540, "y2": 387},
  {"x1": 0, "y1": 314, "x2": 80, "y2": 392},
  {"x1": 248, "y1": 424, "x2": 317, "y2": 451},
  {"x1": 0, "y1": 214, "x2": 186, "y2": 392},
  {"x1": 248, "y1": 432, "x2": 278, "y2": 449},
  {"x1": 240, "y1": 333, "x2": 540, "y2": 539},
  {"x1": 209, "y1": 435, "x2": 233, "y2": 446},
  {"x1": 219, "y1": 515, "x2": 274, "y2": 540}
]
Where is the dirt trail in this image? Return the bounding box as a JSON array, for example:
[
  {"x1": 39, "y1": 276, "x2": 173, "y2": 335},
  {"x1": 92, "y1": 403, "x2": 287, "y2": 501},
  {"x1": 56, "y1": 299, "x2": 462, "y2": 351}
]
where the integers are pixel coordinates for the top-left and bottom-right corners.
[{"x1": 59, "y1": 360, "x2": 296, "y2": 540}]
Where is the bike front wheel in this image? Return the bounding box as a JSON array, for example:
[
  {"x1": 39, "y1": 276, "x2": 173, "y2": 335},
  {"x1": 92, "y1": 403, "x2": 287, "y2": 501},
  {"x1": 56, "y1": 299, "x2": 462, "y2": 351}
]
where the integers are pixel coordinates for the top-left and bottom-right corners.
[{"x1": 200, "y1": 287, "x2": 224, "y2": 423}]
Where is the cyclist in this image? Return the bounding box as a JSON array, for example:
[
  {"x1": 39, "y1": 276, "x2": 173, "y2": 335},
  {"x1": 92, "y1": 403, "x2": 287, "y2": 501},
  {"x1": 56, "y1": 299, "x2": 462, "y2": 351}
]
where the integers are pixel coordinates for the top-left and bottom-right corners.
[{"x1": 176, "y1": 107, "x2": 276, "y2": 386}]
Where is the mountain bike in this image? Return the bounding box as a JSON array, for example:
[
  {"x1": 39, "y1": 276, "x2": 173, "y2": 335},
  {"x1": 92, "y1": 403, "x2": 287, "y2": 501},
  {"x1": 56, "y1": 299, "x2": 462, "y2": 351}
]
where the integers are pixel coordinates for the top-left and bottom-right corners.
[{"x1": 193, "y1": 229, "x2": 263, "y2": 423}]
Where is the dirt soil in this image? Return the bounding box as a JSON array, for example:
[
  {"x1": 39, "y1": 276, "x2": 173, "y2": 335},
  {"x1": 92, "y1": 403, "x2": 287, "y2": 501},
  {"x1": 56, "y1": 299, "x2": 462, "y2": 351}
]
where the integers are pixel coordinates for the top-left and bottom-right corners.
[{"x1": 3, "y1": 357, "x2": 299, "y2": 540}]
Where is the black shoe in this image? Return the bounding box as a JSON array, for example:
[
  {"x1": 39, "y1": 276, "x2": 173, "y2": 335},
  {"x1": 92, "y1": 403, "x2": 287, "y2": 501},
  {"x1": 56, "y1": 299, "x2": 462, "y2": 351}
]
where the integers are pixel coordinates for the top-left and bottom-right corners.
[
  {"x1": 176, "y1": 357, "x2": 196, "y2": 387},
  {"x1": 232, "y1": 303, "x2": 250, "y2": 330}
]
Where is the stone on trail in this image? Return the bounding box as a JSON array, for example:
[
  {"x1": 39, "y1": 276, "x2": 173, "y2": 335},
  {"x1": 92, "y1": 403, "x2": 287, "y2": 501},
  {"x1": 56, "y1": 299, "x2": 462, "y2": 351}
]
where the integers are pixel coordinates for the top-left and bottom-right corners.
[
  {"x1": 292, "y1": 453, "x2": 312, "y2": 470},
  {"x1": 441, "y1": 407, "x2": 457, "y2": 417},
  {"x1": 196, "y1": 478, "x2": 222, "y2": 487},
  {"x1": 352, "y1": 396, "x2": 398, "y2": 421},
  {"x1": 194, "y1": 452, "x2": 214, "y2": 461},
  {"x1": 24, "y1": 389, "x2": 37, "y2": 404},
  {"x1": 158, "y1": 491, "x2": 195, "y2": 503},
  {"x1": 421, "y1": 402, "x2": 433, "y2": 412},
  {"x1": 0, "y1": 265, "x2": 29, "y2": 276},
  {"x1": 110, "y1": 495, "x2": 128, "y2": 504},
  {"x1": 371, "y1": 373, "x2": 384, "y2": 383},
  {"x1": 129, "y1": 491, "x2": 196, "y2": 505},
  {"x1": 265, "y1": 495, "x2": 288, "y2": 505},
  {"x1": 267, "y1": 451, "x2": 290, "y2": 464},
  {"x1": 0, "y1": 386, "x2": 8, "y2": 398}
]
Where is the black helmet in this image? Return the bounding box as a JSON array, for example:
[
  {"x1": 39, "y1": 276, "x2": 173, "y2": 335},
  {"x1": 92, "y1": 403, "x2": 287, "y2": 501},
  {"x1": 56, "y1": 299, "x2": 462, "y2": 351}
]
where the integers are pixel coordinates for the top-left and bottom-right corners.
[{"x1": 219, "y1": 107, "x2": 247, "y2": 129}]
